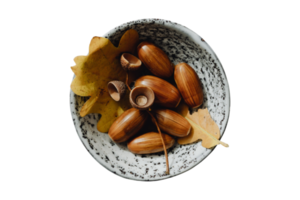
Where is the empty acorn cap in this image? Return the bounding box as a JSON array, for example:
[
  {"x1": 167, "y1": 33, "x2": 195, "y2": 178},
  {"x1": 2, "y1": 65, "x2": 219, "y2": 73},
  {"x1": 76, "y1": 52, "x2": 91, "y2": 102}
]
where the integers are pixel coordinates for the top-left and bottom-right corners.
[
  {"x1": 130, "y1": 86, "x2": 155, "y2": 110},
  {"x1": 107, "y1": 81, "x2": 126, "y2": 101},
  {"x1": 120, "y1": 53, "x2": 142, "y2": 71}
]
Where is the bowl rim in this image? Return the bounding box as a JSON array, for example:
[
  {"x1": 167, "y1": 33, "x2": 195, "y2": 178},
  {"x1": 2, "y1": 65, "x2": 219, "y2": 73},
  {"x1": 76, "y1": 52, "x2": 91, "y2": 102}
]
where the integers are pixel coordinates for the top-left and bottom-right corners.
[{"x1": 70, "y1": 18, "x2": 231, "y2": 181}]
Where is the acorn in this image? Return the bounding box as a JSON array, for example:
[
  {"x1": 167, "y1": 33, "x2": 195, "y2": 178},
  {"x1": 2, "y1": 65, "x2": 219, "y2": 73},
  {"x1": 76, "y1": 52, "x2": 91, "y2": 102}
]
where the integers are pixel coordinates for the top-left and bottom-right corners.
[
  {"x1": 174, "y1": 63, "x2": 204, "y2": 108},
  {"x1": 108, "y1": 108, "x2": 148, "y2": 143},
  {"x1": 129, "y1": 86, "x2": 155, "y2": 110},
  {"x1": 120, "y1": 53, "x2": 142, "y2": 71},
  {"x1": 127, "y1": 132, "x2": 175, "y2": 154},
  {"x1": 107, "y1": 81, "x2": 126, "y2": 101},
  {"x1": 137, "y1": 42, "x2": 173, "y2": 78},
  {"x1": 152, "y1": 108, "x2": 191, "y2": 137},
  {"x1": 135, "y1": 75, "x2": 181, "y2": 108}
]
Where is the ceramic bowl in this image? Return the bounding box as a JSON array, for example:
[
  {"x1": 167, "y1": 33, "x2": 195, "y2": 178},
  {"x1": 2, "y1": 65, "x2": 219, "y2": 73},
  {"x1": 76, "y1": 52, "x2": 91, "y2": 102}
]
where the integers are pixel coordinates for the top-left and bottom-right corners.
[{"x1": 70, "y1": 19, "x2": 230, "y2": 181}]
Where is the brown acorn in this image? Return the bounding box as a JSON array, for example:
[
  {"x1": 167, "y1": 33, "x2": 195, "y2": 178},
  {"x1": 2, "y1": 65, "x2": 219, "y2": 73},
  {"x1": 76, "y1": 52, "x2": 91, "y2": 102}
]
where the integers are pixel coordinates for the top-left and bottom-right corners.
[
  {"x1": 152, "y1": 109, "x2": 191, "y2": 137},
  {"x1": 137, "y1": 42, "x2": 173, "y2": 78},
  {"x1": 129, "y1": 86, "x2": 155, "y2": 110},
  {"x1": 108, "y1": 108, "x2": 148, "y2": 143},
  {"x1": 107, "y1": 81, "x2": 126, "y2": 101},
  {"x1": 127, "y1": 132, "x2": 175, "y2": 154},
  {"x1": 120, "y1": 53, "x2": 142, "y2": 71},
  {"x1": 174, "y1": 63, "x2": 204, "y2": 108},
  {"x1": 135, "y1": 75, "x2": 181, "y2": 108}
]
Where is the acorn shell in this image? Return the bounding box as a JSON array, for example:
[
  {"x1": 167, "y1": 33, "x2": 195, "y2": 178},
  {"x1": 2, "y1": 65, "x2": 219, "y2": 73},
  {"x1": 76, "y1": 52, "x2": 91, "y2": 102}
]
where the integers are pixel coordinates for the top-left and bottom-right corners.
[
  {"x1": 137, "y1": 42, "x2": 173, "y2": 78},
  {"x1": 127, "y1": 132, "x2": 175, "y2": 154},
  {"x1": 134, "y1": 75, "x2": 181, "y2": 108},
  {"x1": 108, "y1": 108, "x2": 148, "y2": 143},
  {"x1": 152, "y1": 108, "x2": 191, "y2": 137},
  {"x1": 174, "y1": 63, "x2": 203, "y2": 108},
  {"x1": 120, "y1": 53, "x2": 142, "y2": 71},
  {"x1": 107, "y1": 81, "x2": 126, "y2": 101},
  {"x1": 129, "y1": 86, "x2": 155, "y2": 110}
]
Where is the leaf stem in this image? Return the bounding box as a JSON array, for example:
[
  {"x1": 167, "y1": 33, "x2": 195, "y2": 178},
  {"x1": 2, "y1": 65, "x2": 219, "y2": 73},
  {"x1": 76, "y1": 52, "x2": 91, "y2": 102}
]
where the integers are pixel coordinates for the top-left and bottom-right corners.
[
  {"x1": 126, "y1": 72, "x2": 131, "y2": 91},
  {"x1": 218, "y1": 141, "x2": 229, "y2": 147},
  {"x1": 148, "y1": 111, "x2": 169, "y2": 175}
]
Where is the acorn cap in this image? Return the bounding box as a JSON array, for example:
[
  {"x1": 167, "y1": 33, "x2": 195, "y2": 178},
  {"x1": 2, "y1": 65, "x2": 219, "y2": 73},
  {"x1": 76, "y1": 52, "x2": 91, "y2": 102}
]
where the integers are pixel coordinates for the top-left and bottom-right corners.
[
  {"x1": 130, "y1": 86, "x2": 155, "y2": 110},
  {"x1": 107, "y1": 81, "x2": 126, "y2": 101},
  {"x1": 120, "y1": 53, "x2": 142, "y2": 71}
]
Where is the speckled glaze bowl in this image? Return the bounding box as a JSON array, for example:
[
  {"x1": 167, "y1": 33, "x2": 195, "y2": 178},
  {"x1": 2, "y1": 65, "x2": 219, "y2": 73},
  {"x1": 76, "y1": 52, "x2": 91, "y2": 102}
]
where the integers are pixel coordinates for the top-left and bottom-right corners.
[{"x1": 70, "y1": 19, "x2": 230, "y2": 181}]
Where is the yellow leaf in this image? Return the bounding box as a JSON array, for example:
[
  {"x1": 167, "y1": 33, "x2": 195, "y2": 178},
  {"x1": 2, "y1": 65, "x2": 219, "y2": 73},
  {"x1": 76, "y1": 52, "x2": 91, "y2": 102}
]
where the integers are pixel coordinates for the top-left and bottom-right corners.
[
  {"x1": 176, "y1": 103, "x2": 229, "y2": 148},
  {"x1": 70, "y1": 29, "x2": 139, "y2": 132}
]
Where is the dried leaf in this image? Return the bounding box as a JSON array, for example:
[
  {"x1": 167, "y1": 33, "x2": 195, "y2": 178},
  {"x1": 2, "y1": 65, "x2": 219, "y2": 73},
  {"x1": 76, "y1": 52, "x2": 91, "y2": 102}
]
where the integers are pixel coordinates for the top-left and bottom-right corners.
[
  {"x1": 176, "y1": 103, "x2": 229, "y2": 148},
  {"x1": 70, "y1": 29, "x2": 139, "y2": 132}
]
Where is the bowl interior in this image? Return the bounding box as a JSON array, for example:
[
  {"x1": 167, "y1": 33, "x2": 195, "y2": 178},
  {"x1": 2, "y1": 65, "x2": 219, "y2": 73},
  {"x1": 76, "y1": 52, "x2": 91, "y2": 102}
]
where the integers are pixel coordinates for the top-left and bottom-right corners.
[{"x1": 70, "y1": 19, "x2": 230, "y2": 181}]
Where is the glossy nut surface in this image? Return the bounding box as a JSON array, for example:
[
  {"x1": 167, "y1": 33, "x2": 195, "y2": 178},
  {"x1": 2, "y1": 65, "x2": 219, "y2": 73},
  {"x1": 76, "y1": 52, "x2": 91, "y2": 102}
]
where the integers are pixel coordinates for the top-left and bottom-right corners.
[
  {"x1": 108, "y1": 108, "x2": 148, "y2": 143},
  {"x1": 152, "y1": 109, "x2": 191, "y2": 137},
  {"x1": 174, "y1": 63, "x2": 203, "y2": 108},
  {"x1": 137, "y1": 42, "x2": 173, "y2": 78},
  {"x1": 127, "y1": 132, "x2": 175, "y2": 154},
  {"x1": 135, "y1": 75, "x2": 181, "y2": 108}
]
